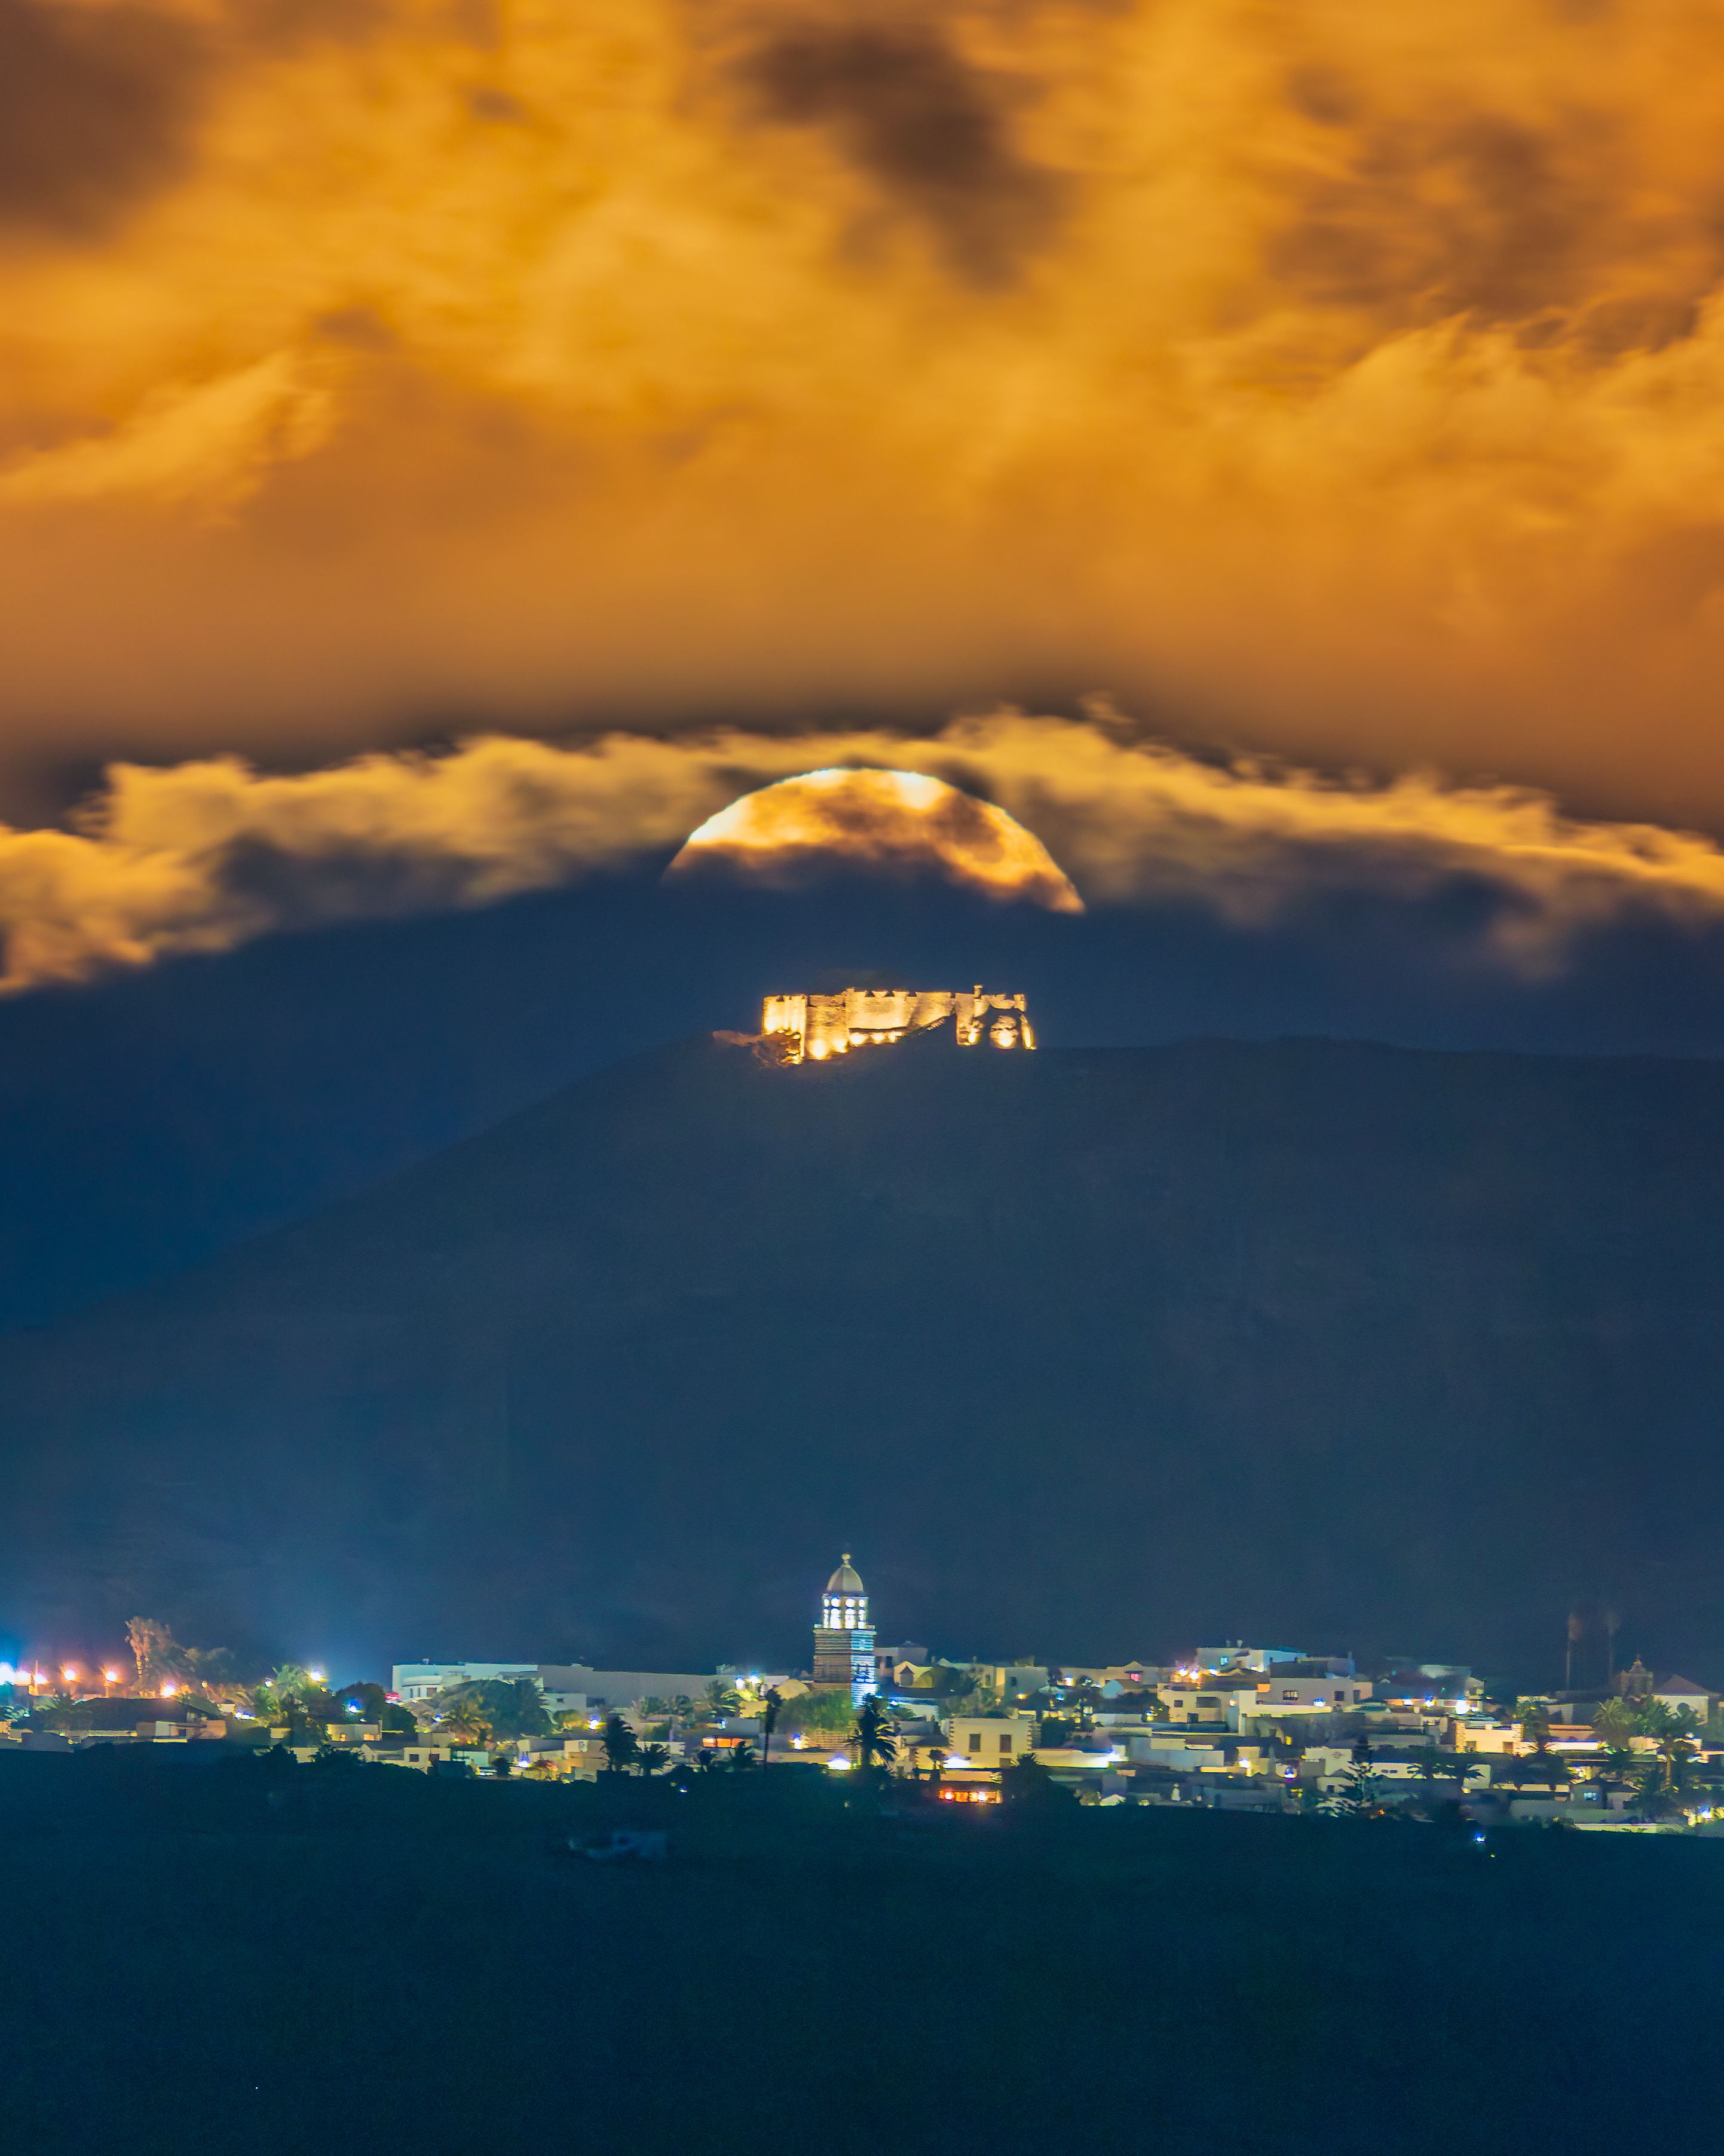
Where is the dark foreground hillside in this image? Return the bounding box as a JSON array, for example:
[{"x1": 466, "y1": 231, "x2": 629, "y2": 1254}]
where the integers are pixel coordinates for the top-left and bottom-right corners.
[
  {"x1": 6, "y1": 1033, "x2": 1724, "y2": 1674},
  {"x1": 1, "y1": 1748, "x2": 1719, "y2": 2156}
]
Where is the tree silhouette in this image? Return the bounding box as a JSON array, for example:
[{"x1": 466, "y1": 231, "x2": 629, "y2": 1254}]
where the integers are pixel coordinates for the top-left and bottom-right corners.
[
  {"x1": 852, "y1": 1695, "x2": 897, "y2": 1771},
  {"x1": 1000, "y1": 1756, "x2": 1068, "y2": 1805},
  {"x1": 601, "y1": 1712, "x2": 641, "y2": 1774},
  {"x1": 439, "y1": 1702, "x2": 495, "y2": 1748},
  {"x1": 1321, "y1": 1764, "x2": 1384, "y2": 1818}
]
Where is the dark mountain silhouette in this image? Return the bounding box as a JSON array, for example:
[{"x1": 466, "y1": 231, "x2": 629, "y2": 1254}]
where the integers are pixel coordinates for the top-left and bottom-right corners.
[{"x1": 5, "y1": 1032, "x2": 1724, "y2": 1683}]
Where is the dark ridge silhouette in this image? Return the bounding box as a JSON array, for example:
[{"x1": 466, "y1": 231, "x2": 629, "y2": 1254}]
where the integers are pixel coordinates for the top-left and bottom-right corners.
[{"x1": 5, "y1": 1032, "x2": 1724, "y2": 1680}]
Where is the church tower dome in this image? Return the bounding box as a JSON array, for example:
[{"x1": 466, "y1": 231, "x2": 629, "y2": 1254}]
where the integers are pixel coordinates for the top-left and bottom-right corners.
[{"x1": 826, "y1": 1555, "x2": 865, "y2": 1602}]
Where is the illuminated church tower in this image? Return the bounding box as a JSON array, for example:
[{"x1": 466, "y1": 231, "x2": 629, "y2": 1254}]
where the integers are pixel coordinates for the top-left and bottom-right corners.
[{"x1": 812, "y1": 1553, "x2": 877, "y2": 1704}]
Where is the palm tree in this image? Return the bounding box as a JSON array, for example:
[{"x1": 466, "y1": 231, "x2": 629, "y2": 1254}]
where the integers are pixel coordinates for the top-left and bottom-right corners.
[
  {"x1": 1415, "y1": 1745, "x2": 1467, "y2": 1803},
  {"x1": 727, "y1": 1740, "x2": 757, "y2": 1771},
  {"x1": 636, "y1": 1742, "x2": 671, "y2": 1776},
  {"x1": 1640, "y1": 1702, "x2": 1701, "y2": 1805},
  {"x1": 439, "y1": 1704, "x2": 494, "y2": 1748},
  {"x1": 703, "y1": 1679, "x2": 742, "y2": 1723},
  {"x1": 761, "y1": 1687, "x2": 782, "y2": 1769},
  {"x1": 1591, "y1": 1695, "x2": 1638, "y2": 1747},
  {"x1": 852, "y1": 1695, "x2": 897, "y2": 1772},
  {"x1": 600, "y1": 1712, "x2": 640, "y2": 1774}
]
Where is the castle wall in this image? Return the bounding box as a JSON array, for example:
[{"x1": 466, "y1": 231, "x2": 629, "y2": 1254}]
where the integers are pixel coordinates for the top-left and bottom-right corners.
[{"x1": 761, "y1": 987, "x2": 1035, "y2": 1065}]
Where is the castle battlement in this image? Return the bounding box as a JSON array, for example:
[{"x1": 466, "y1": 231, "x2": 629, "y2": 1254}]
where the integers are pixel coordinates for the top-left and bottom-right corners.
[{"x1": 761, "y1": 986, "x2": 1035, "y2": 1065}]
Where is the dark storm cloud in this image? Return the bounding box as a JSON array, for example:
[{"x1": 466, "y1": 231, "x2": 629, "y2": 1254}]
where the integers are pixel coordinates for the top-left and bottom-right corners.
[
  {"x1": 0, "y1": 0, "x2": 207, "y2": 238},
  {"x1": 1269, "y1": 81, "x2": 1724, "y2": 352},
  {"x1": 0, "y1": 0, "x2": 405, "y2": 246},
  {"x1": 734, "y1": 16, "x2": 1065, "y2": 280}
]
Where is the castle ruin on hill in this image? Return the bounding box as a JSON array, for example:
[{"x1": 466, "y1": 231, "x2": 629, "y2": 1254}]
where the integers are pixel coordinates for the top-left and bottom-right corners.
[{"x1": 760, "y1": 986, "x2": 1036, "y2": 1065}]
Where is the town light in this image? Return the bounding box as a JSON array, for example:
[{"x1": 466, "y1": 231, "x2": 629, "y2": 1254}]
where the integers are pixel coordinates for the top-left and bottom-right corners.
[
  {"x1": 0, "y1": 1664, "x2": 13, "y2": 1683},
  {"x1": 308, "y1": 1668, "x2": 324, "y2": 1683},
  {"x1": 162, "y1": 1681, "x2": 177, "y2": 1698},
  {"x1": 62, "y1": 1665, "x2": 78, "y2": 1683},
  {"x1": 826, "y1": 1754, "x2": 852, "y2": 1770},
  {"x1": 104, "y1": 1669, "x2": 120, "y2": 1686}
]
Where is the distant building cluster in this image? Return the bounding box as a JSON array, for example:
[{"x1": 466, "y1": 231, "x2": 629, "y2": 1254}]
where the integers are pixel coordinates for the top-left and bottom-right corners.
[
  {"x1": 7, "y1": 1558, "x2": 1724, "y2": 1827},
  {"x1": 760, "y1": 986, "x2": 1035, "y2": 1064}
]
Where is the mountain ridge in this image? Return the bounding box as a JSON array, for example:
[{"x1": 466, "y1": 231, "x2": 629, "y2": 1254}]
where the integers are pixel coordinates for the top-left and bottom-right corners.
[{"x1": 5, "y1": 1031, "x2": 1723, "y2": 1683}]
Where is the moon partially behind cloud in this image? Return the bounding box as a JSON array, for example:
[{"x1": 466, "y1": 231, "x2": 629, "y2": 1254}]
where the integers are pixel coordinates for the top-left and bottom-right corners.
[{"x1": 666, "y1": 768, "x2": 1085, "y2": 914}]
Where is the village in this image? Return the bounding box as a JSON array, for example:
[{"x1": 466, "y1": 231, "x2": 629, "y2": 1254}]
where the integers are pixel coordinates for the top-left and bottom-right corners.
[{"x1": 6, "y1": 1558, "x2": 1723, "y2": 1830}]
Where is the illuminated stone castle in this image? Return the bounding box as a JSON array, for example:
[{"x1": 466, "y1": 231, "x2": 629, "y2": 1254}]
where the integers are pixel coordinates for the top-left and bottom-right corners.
[
  {"x1": 812, "y1": 1553, "x2": 877, "y2": 1702},
  {"x1": 761, "y1": 986, "x2": 1036, "y2": 1065}
]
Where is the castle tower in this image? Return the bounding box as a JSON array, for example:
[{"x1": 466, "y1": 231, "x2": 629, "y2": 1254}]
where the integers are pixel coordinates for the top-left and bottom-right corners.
[{"x1": 812, "y1": 1553, "x2": 877, "y2": 1704}]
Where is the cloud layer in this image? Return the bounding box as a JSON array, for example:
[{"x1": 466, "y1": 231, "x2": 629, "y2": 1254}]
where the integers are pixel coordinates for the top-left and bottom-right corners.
[
  {"x1": 13, "y1": 714, "x2": 1724, "y2": 992},
  {"x1": 2, "y1": 0, "x2": 1724, "y2": 821}
]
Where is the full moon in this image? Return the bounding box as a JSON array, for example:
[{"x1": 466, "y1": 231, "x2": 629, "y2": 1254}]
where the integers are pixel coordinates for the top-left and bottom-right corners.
[{"x1": 665, "y1": 768, "x2": 1084, "y2": 913}]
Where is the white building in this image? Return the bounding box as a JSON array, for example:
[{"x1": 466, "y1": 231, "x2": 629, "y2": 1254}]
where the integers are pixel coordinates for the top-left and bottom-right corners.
[
  {"x1": 391, "y1": 1662, "x2": 717, "y2": 1713},
  {"x1": 944, "y1": 1715, "x2": 1038, "y2": 1768},
  {"x1": 1198, "y1": 1646, "x2": 1306, "y2": 1674},
  {"x1": 1253, "y1": 1674, "x2": 1373, "y2": 1714}
]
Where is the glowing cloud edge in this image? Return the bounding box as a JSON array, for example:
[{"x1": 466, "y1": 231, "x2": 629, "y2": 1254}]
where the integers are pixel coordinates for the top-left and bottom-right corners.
[{"x1": 667, "y1": 767, "x2": 1086, "y2": 914}]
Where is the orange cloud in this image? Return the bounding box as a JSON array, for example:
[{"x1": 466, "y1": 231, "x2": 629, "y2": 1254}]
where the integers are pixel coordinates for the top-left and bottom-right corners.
[
  {"x1": 2, "y1": 0, "x2": 1724, "y2": 821},
  {"x1": 7, "y1": 714, "x2": 1724, "y2": 992}
]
